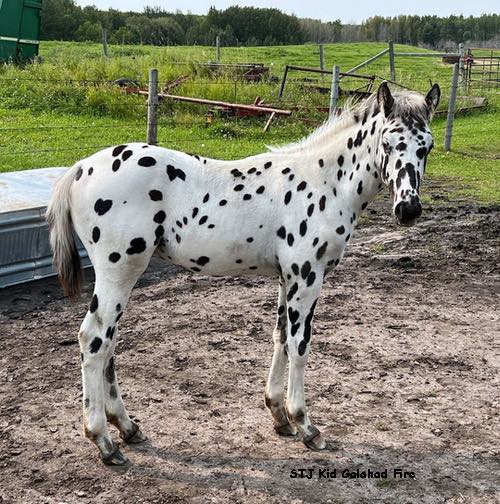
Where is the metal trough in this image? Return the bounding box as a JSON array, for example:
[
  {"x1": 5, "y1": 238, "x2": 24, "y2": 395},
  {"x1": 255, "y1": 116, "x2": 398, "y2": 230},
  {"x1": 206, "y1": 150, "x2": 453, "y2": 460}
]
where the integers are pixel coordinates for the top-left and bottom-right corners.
[{"x1": 0, "y1": 167, "x2": 91, "y2": 288}]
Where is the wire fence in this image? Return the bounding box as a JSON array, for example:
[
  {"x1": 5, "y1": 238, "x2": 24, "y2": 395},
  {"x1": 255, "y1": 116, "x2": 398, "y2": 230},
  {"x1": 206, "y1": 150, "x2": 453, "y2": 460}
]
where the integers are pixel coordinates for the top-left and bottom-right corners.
[{"x1": 0, "y1": 51, "x2": 498, "y2": 171}]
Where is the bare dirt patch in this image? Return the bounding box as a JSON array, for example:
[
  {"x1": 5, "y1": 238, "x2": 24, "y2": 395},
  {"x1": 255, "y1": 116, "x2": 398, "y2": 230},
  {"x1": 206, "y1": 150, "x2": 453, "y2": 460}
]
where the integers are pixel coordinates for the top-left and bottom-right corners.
[{"x1": 1, "y1": 194, "x2": 499, "y2": 504}]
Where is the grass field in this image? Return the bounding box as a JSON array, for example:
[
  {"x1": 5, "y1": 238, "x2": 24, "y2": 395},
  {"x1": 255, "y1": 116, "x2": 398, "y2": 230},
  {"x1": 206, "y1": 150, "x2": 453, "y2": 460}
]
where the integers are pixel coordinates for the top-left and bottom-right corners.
[{"x1": 0, "y1": 41, "x2": 499, "y2": 203}]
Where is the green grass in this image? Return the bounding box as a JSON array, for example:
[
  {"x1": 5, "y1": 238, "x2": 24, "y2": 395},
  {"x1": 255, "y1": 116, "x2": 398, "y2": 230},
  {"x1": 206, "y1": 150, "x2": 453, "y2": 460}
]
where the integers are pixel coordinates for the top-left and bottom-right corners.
[
  {"x1": 0, "y1": 107, "x2": 310, "y2": 169},
  {"x1": 427, "y1": 107, "x2": 500, "y2": 202},
  {"x1": 0, "y1": 40, "x2": 499, "y2": 204}
]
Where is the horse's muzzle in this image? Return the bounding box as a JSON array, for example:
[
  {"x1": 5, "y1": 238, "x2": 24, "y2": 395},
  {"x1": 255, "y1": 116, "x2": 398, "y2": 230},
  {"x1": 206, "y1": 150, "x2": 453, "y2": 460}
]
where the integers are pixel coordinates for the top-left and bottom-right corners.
[{"x1": 394, "y1": 199, "x2": 422, "y2": 226}]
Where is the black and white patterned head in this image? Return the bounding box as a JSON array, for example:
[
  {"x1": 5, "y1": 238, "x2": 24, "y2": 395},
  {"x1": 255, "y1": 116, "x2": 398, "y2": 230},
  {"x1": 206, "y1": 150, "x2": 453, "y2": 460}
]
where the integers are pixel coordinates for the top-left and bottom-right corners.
[{"x1": 376, "y1": 82, "x2": 440, "y2": 226}]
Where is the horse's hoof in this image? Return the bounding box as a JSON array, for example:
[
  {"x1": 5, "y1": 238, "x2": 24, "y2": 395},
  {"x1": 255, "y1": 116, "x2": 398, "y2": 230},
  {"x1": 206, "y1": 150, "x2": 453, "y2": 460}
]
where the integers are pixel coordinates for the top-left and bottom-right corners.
[
  {"x1": 101, "y1": 446, "x2": 129, "y2": 466},
  {"x1": 274, "y1": 423, "x2": 297, "y2": 437},
  {"x1": 303, "y1": 431, "x2": 327, "y2": 451},
  {"x1": 123, "y1": 428, "x2": 147, "y2": 444},
  {"x1": 120, "y1": 422, "x2": 147, "y2": 444}
]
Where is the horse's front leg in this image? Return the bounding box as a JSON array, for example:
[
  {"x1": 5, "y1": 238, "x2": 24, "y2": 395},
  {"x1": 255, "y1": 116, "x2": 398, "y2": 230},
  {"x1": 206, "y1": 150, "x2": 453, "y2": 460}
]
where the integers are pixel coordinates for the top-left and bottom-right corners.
[
  {"x1": 265, "y1": 281, "x2": 297, "y2": 437},
  {"x1": 285, "y1": 276, "x2": 326, "y2": 450}
]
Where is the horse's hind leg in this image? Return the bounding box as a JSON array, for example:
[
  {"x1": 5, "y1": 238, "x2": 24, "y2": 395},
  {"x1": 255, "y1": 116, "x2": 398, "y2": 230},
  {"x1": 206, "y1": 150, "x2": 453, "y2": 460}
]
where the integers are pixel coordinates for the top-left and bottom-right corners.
[
  {"x1": 79, "y1": 257, "x2": 151, "y2": 465},
  {"x1": 103, "y1": 352, "x2": 146, "y2": 444},
  {"x1": 265, "y1": 282, "x2": 297, "y2": 437}
]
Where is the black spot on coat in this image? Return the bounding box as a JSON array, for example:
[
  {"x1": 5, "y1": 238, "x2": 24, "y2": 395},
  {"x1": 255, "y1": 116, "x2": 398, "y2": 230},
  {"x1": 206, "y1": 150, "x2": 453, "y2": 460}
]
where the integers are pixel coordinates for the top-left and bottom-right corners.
[
  {"x1": 299, "y1": 220, "x2": 307, "y2": 236},
  {"x1": 94, "y1": 199, "x2": 113, "y2": 216},
  {"x1": 89, "y1": 294, "x2": 98, "y2": 313},
  {"x1": 287, "y1": 282, "x2": 298, "y2": 302},
  {"x1": 166, "y1": 164, "x2": 186, "y2": 181},
  {"x1": 109, "y1": 252, "x2": 121, "y2": 263},
  {"x1": 149, "y1": 190, "x2": 163, "y2": 201},
  {"x1": 112, "y1": 145, "x2": 127, "y2": 157},
  {"x1": 316, "y1": 241, "x2": 328, "y2": 260},
  {"x1": 154, "y1": 225, "x2": 164, "y2": 246},
  {"x1": 306, "y1": 272, "x2": 316, "y2": 287},
  {"x1": 126, "y1": 237, "x2": 147, "y2": 255},
  {"x1": 154, "y1": 211, "x2": 166, "y2": 223},
  {"x1": 89, "y1": 337, "x2": 102, "y2": 354},
  {"x1": 319, "y1": 195, "x2": 326, "y2": 211},
  {"x1": 138, "y1": 156, "x2": 156, "y2": 167},
  {"x1": 301, "y1": 261, "x2": 311, "y2": 279},
  {"x1": 288, "y1": 307, "x2": 300, "y2": 324}
]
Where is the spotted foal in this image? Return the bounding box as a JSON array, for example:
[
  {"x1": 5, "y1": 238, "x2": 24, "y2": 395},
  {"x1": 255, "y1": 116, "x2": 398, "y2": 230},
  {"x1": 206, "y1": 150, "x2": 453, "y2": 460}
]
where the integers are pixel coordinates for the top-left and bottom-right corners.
[{"x1": 47, "y1": 82, "x2": 440, "y2": 465}]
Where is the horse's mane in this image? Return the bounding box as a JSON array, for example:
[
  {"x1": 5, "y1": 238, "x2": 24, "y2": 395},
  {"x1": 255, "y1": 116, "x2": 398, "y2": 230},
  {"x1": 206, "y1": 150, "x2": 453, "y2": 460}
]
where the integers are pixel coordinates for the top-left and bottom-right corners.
[{"x1": 269, "y1": 88, "x2": 429, "y2": 155}]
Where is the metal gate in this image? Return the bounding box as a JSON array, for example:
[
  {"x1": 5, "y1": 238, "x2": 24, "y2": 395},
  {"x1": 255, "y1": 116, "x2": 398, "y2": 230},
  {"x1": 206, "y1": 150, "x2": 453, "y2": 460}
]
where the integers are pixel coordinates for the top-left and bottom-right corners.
[{"x1": 465, "y1": 50, "x2": 500, "y2": 91}]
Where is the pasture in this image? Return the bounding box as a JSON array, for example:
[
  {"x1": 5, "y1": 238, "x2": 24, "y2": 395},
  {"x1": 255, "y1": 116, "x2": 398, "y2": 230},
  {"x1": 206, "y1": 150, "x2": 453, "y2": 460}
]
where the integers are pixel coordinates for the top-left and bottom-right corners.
[
  {"x1": 0, "y1": 41, "x2": 499, "y2": 503},
  {"x1": 0, "y1": 41, "x2": 499, "y2": 201}
]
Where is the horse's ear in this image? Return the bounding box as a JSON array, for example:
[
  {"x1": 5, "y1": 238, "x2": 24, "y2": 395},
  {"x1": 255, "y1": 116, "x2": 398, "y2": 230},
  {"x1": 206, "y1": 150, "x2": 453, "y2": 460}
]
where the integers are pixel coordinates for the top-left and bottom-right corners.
[
  {"x1": 425, "y1": 84, "x2": 440, "y2": 117},
  {"x1": 377, "y1": 81, "x2": 394, "y2": 117}
]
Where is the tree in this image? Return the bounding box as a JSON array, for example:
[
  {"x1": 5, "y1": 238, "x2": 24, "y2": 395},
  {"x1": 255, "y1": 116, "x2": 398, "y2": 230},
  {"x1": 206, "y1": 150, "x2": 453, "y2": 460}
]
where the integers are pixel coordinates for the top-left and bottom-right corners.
[
  {"x1": 75, "y1": 21, "x2": 102, "y2": 42},
  {"x1": 41, "y1": 0, "x2": 83, "y2": 40}
]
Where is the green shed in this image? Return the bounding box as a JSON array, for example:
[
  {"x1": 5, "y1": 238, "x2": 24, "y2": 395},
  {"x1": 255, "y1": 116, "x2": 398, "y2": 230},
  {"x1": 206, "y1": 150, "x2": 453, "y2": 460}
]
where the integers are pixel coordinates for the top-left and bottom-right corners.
[{"x1": 0, "y1": 0, "x2": 42, "y2": 62}]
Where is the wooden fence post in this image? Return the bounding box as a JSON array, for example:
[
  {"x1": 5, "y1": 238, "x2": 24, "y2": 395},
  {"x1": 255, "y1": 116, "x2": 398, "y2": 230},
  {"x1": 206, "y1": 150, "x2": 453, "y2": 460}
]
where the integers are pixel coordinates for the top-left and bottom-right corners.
[
  {"x1": 458, "y1": 42, "x2": 466, "y2": 91},
  {"x1": 216, "y1": 36, "x2": 221, "y2": 63},
  {"x1": 389, "y1": 40, "x2": 395, "y2": 81},
  {"x1": 102, "y1": 28, "x2": 109, "y2": 58},
  {"x1": 444, "y1": 63, "x2": 459, "y2": 152},
  {"x1": 147, "y1": 68, "x2": 158, "y2": 145},
  {"x1": 329, "y1": 65, "x2": 340, "y2": 116},
  {"x1": 319, "y1": 44, "x2": 324, "y2": 80}
]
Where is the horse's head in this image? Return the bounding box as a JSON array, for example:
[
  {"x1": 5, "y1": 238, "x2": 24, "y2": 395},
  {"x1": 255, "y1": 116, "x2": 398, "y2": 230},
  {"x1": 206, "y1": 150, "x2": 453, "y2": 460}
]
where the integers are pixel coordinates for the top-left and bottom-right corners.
[{"x1": 375, "y1": 82, "x2": 440, "y2": 226}]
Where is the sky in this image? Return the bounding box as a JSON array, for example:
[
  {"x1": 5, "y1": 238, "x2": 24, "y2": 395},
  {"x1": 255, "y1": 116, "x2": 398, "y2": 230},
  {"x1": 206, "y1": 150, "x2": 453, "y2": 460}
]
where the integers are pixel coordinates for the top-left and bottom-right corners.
[{"x1": 73, "y1": 0, "x2": 499, "y2": 23}]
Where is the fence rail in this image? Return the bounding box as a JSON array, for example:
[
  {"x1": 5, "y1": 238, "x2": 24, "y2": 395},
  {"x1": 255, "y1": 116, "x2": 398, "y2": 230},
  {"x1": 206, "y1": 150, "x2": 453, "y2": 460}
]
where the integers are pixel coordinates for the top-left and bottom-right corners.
[{"x1": 0, "y1": 41, "x2": 494, "y2": 172}]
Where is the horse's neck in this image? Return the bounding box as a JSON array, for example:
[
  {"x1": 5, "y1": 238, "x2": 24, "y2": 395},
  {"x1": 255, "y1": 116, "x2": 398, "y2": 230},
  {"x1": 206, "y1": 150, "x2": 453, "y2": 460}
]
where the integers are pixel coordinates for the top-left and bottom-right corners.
[{"x1": 316, "y1": 118, "x2": 382, "y2": 214}]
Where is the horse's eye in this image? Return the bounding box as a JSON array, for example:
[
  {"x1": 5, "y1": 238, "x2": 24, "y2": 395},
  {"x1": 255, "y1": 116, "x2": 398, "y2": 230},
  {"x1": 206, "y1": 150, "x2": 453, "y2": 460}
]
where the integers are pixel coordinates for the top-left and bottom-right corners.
[{"x1": 383, "y1": 141, "x2": 391, "y2": 154}]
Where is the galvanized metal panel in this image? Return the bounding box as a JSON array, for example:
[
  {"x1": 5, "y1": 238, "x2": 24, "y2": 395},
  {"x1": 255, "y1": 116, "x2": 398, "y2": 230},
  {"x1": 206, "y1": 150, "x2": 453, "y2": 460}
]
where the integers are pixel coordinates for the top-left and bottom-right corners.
[{"x1": 0, "y1": 168, "x2": 91, "y2": 289}]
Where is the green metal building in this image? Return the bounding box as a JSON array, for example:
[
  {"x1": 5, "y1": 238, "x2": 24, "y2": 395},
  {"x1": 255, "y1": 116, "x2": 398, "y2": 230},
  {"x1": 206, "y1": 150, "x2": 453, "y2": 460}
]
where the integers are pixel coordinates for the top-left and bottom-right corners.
[{"x1": 0, "y1": 0, "x2": 42, "y2": 62}]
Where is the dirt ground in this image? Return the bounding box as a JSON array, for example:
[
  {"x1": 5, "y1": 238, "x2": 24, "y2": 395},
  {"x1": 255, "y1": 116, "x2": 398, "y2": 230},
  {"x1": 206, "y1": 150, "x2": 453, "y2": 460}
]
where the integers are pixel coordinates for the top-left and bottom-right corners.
[{"x1": 1, "y1": 184, "x2": 499, "y2": 504}]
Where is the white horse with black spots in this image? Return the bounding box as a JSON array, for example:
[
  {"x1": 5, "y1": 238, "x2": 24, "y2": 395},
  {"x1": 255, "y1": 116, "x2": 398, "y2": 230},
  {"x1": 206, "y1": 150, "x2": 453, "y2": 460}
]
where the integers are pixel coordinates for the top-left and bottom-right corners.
[{"x1": 47, "y1": 81, "x2": 440, "y2": 465}]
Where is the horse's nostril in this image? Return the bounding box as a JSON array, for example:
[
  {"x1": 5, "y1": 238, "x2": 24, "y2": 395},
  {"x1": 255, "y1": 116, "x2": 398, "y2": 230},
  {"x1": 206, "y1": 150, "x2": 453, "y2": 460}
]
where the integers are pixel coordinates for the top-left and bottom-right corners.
[
  {"x1": 395, "y1": 201, "x2": 421, "y2": 224},
  {"x1": 415, "y1": 202, "x2": 422, "y2": 218}
]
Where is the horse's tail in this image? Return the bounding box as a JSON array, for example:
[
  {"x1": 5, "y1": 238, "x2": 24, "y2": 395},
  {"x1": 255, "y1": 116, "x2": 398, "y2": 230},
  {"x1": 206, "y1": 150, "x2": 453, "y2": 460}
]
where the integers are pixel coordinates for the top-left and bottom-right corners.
[{"x1": 46, "y1": 164, "x2": 83, "y2": 301}]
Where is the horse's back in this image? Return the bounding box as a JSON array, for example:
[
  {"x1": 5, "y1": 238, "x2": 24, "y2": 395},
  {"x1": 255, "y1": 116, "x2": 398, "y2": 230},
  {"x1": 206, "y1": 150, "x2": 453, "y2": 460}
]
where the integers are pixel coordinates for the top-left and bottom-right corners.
[{"x1": 68, "y1": 143, "x2": 281, "y2": 275}]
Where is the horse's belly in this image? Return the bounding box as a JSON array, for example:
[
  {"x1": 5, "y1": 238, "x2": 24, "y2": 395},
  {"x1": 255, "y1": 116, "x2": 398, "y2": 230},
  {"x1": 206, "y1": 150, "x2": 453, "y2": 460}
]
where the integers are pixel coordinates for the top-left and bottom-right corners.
[{"x1": 157, "y1": 227, "x2": 277, "y2": 277}]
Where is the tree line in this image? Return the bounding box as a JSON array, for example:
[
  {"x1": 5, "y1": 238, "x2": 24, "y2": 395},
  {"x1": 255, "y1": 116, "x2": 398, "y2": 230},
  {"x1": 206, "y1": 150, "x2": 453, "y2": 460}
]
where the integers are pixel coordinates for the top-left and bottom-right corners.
[{"x1": 40, "y1": 1, "x2": 499, "y2": 48}]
